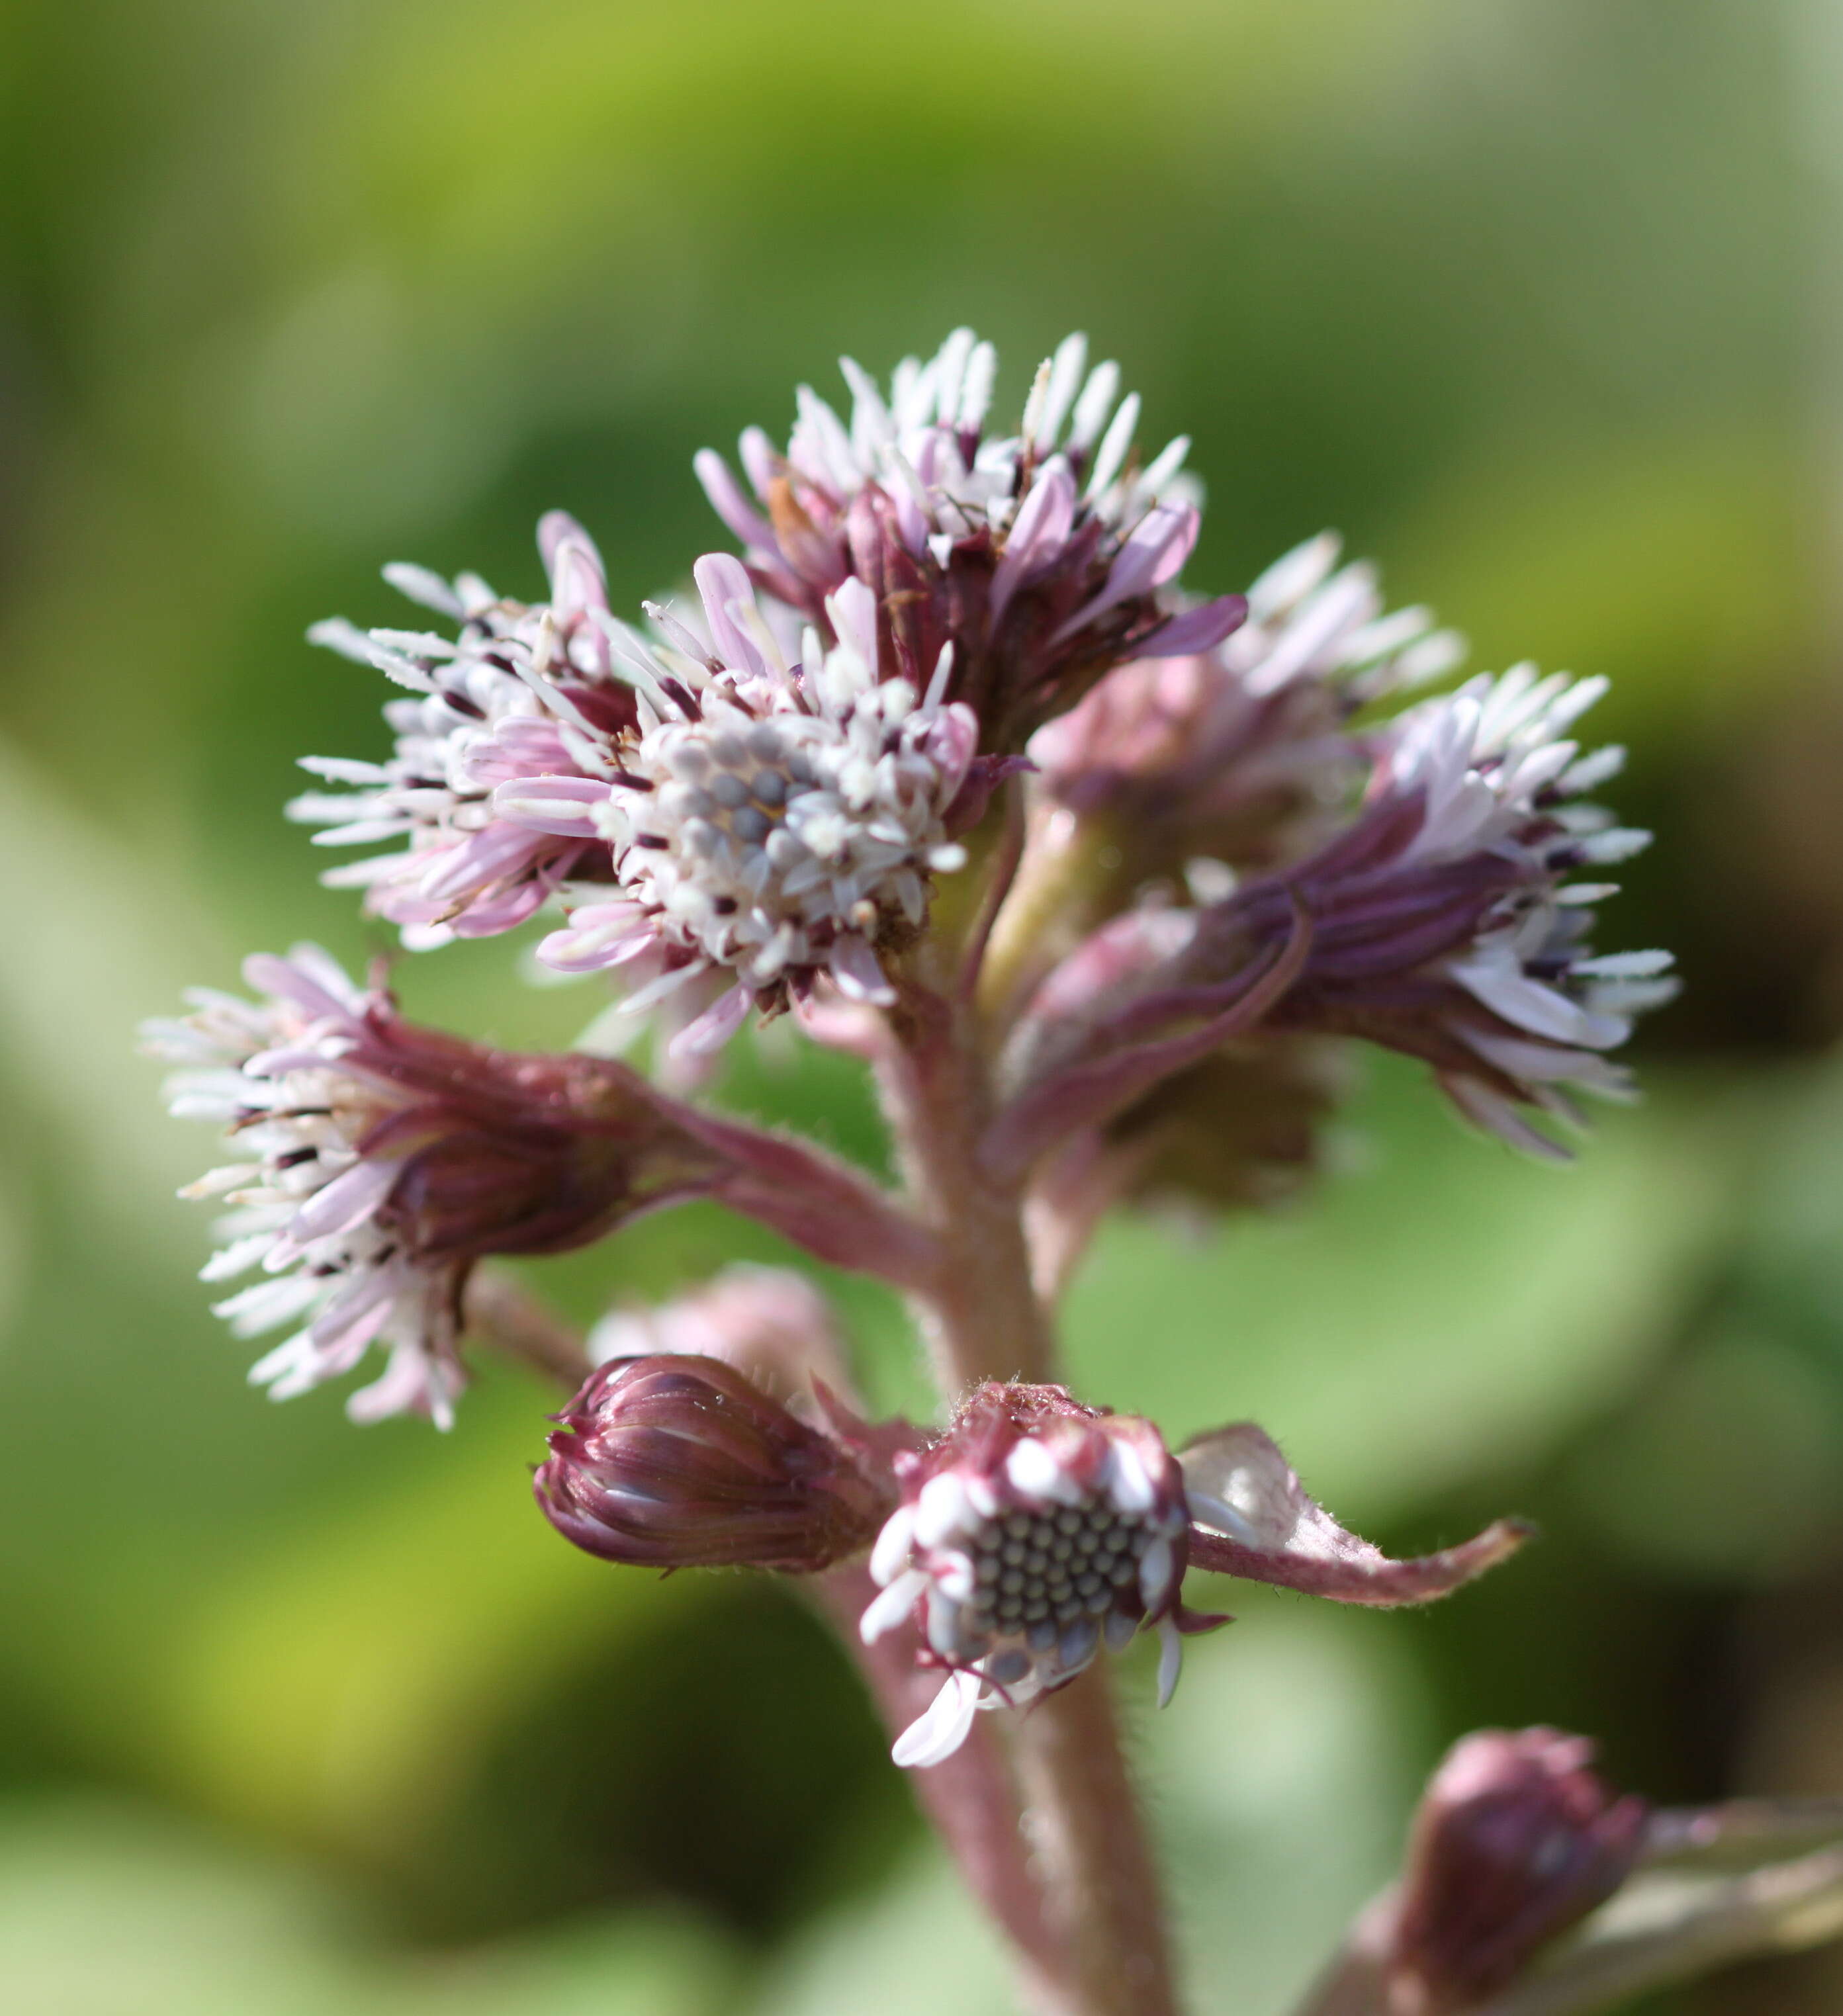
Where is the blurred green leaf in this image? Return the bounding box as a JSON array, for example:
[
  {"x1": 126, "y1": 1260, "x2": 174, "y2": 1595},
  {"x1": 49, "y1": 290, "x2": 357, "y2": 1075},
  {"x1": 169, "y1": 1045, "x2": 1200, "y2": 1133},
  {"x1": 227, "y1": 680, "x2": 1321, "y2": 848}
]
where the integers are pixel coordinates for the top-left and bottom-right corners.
[{"x1": 0, "y1": 1798, "x2": 737, "y2": 2016}]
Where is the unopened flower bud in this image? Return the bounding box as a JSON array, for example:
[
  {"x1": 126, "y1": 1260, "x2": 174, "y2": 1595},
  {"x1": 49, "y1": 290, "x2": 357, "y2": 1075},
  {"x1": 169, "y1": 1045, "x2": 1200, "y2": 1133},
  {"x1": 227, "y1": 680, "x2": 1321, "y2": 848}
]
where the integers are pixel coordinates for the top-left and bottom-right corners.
[
  {"x1": 1387, "y1": 1728, "x2": 1648, "y2": 2014},
  {"x1": 535, "y1": 1354, "x2": 891, "y2": 1571}
]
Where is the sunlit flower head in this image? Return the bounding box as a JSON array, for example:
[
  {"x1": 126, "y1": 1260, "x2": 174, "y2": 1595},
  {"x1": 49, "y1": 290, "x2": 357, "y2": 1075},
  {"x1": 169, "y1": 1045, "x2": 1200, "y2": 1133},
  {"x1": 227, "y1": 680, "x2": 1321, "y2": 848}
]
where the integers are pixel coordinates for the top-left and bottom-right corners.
[
  {"x1": 860, "y1": 1383, "x2": 1215, "y2": 1768},
  {"x1": 1171, "y1": 663, "x2": 1676, "y2": 1157},
  {"x1": 534, "y1": 558, "x2": 978, "y2": 1051},
  {"x1": 694, "y1": 329, "x2": 1245, "y2": 751},
  {"x1": 292, "y1": 512, "x2": 631, "y2": 947}
]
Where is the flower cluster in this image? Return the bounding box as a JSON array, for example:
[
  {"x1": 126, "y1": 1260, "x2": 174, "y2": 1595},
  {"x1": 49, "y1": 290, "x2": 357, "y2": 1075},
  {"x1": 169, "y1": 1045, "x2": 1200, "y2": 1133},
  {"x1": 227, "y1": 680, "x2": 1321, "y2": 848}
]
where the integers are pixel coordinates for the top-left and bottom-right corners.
[
  {"x1": 695, "y1": 329, "x2": 1245, "y2": 749},
  {"x1": 289, "y1": 332, "x2": 1670, "y2": 1171},
  {"x1": 148, "y1": 324, "x2": 1681, "y2": 1468},
  {"x1": 533, "y1": 564, "x2": 979, "y2": 1040},
  {"x1": 137, "y1": 319, "x2": 1821, "y2": 2016}
]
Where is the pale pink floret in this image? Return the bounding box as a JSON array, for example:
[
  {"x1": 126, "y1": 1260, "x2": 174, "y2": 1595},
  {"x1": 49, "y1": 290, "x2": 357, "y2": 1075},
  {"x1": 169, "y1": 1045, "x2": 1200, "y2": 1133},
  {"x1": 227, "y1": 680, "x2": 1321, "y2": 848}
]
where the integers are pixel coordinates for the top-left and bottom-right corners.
[
  {"x1": 292, "y1": 511, "x2": 632, "y2": 949},
  {"x1": 142, "y1": 946, "x2": 466, "y2": 1426}
]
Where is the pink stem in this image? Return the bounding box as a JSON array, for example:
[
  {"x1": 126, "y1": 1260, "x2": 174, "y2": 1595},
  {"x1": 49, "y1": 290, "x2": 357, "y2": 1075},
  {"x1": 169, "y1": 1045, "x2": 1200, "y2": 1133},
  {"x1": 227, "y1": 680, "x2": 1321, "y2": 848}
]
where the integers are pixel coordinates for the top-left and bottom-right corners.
[
  {"x1": 463, "y1": 1268, "x2": 591, "y2": 1389},
  {"x1": 874, "y1": 979, "x2": 1185, "y2": 2016}
]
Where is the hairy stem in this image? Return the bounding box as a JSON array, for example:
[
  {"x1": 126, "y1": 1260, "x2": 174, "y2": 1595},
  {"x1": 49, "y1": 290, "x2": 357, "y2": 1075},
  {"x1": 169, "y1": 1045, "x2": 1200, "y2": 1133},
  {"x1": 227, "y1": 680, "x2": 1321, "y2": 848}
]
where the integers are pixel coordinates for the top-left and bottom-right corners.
[
  {"x1": 879, "y1": 981, "x2": 1054, "y2": 1389},
  {"x1": 1011, "y1": 1668, "x2": 1183, "y2": 2016},
  {"x1": 877, "y1": 980, "x2": 1183, "y2": 2016},
  {"x1": 463, "y1": 1268, "x2": 591, "y2": 1390},
  {"x1": 813, "y1": 1565, "x2": 1064, "y2": 2011}
]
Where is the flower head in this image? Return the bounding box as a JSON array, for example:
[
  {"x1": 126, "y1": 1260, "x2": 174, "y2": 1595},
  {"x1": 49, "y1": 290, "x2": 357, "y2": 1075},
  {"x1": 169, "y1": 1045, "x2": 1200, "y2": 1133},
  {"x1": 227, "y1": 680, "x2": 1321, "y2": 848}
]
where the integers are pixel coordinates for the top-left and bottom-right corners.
[
  {"x1": 860, "y1": 1383, "x2": 1210, "y2": 1768},
  {"x1": 1185, "y1": 664, "x2": 1677, "y2": 1156},
  {"x1": 535, "y1": 1352, "x2": 889, "y2": 1571},
  {"x1": 535, "y1": 560, "x2": 978, "y2": 1043},
  {"x1": 292, "y1": 512, "x2": 632, "y2": 947},
  {"x1": 695, "y1": 329, "x2": 1245, "y2": 750},
  {"x1": 857, "y1": 1390, "x2": 1529, "y2": 1771},
  {"x1": 144, "y1": 945, "x2": 719, "y2": 1424}
]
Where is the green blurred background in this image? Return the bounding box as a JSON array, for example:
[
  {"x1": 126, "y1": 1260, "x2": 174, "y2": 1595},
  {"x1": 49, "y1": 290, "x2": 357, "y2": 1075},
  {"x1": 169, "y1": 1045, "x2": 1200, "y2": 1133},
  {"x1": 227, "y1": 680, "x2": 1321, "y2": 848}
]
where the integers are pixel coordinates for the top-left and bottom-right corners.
[{"x1": 4, "y1": 1, "x2": 1843, "y2": 2010}]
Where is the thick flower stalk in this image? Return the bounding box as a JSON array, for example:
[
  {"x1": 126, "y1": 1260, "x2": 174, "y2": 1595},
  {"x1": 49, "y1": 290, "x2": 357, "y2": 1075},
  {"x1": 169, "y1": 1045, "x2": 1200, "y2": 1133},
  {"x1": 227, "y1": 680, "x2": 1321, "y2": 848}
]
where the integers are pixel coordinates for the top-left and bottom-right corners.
[{"x1": 135, "y1": 328, "x2": 1784, "y2": 2016}]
